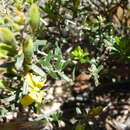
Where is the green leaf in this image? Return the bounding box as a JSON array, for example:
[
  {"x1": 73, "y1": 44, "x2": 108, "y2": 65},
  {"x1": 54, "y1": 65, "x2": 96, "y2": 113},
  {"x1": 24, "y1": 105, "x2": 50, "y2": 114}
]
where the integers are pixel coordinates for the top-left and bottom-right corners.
[
  {"x1": 97, "y1": 65, "x2": 103, "y2": 73},
  {"x1": 0, "y1": 43, "x2": 17, "y2": 58},
  {"x1": 54, "y1": 45, "x2": 62, "y2": 57},
  {"x1": 46, "y1": 51, "x2": 53, "y2": 63},
  {"x1": 31, "y1": 64, "x2": 46, "y2": 77},
  {"x1": 114, "y1": 37, "x2": 120, "y2": 45},
  {"x1": 51, "y1": 112, "x2": 62, "y2": 122},
  {"x1": 3, "y1": 95, "x2": 16, "y2": 102},
  {"x1": 1, "y1": 108, "x2": 8, "y2": 117},
  {"x1": 71, "y1": 46, "x2": 89, "y2": 63},
  {"x1": 55, "y1": 56, "x2": 62, "y2": 71},
  {"x1": 83, "y1": 52, "x2": 89, "y2": 57},
  {"x1": 22, "y1": 80, "x2": 29, "y2": 95},
  {"x1": 39, "y1": 51, "x2": 53, "y2": 70},
  {"x1": 80, "y1": 59, "x2": 87, "y2": 63},
  {"x1": 62, "y1": 61, "x2": 70, "y2": 70},
  {"x1": 33, "y1": 40, "x2": 47, "y2": 52},
  {"x1": 15, "y1": 52, "x2": 24, "y2": 70},
  {"x1": 41, "y1": 60, "x2": 52, "y2": 70},
  {"x1": 58, "y1": 72, "x2": 71, "y2": 82},
  {"x1": 47, "y1": 70, "x2": 58, "y2": 79}
]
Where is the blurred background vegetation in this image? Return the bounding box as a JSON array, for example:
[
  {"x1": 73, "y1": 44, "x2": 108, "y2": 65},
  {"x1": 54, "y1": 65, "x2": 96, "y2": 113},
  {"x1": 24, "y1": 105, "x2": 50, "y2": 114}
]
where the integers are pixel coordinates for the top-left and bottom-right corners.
[{"x1": 0, "y1": 0, "x2": 130, "y2": 130}]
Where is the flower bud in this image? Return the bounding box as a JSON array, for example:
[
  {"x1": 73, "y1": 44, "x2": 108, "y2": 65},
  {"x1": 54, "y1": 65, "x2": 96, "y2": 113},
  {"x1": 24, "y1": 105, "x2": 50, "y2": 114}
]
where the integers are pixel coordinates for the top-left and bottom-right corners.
[
  {"x1": 29, "y1": 3, "x2": 40, "y2": 31},
  {"x1": 23, "y1": 38, "x2": 33, "y2": 64},
  {"x1": 13, "y1": 10, "x2": 25, "y2": 25},
  {"x1": 0, "y1": 27, "x2": 16, "y2": 44}
]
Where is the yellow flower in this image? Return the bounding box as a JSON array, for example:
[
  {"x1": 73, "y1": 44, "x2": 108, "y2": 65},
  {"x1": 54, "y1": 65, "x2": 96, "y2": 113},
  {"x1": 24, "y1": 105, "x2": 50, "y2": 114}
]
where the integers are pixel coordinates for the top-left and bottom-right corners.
[
  {"x1": 25, "y1": 72, "x2": 46, "y2": 89},
  {"x1": 20, "y1": 72, "x2": 46, "y2": 107},
  {"x1": 20, "y1": 90, "x2": 44, "y2": 108}
]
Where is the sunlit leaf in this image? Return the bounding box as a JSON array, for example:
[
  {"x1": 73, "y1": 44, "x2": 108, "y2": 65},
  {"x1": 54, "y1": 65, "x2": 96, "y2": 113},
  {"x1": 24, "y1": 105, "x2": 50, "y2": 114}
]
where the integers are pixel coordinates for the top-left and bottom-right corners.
[
  {"x1": 15, "y1": 52, "x2": 24, "y2": 69},
  {"x1": 58, "y1": 72, "x2": 71, "y2": 82},
  {"x1": 31, "y1": 64, "x2": 46, "y2": 77}
]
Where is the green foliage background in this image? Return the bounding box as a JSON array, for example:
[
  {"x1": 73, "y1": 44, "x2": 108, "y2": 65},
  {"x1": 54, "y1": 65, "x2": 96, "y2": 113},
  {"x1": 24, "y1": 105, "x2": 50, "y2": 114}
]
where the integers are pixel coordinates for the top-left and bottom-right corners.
[{"x1": 0, "y1": 0, "x2": 130, "y2": 129}]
